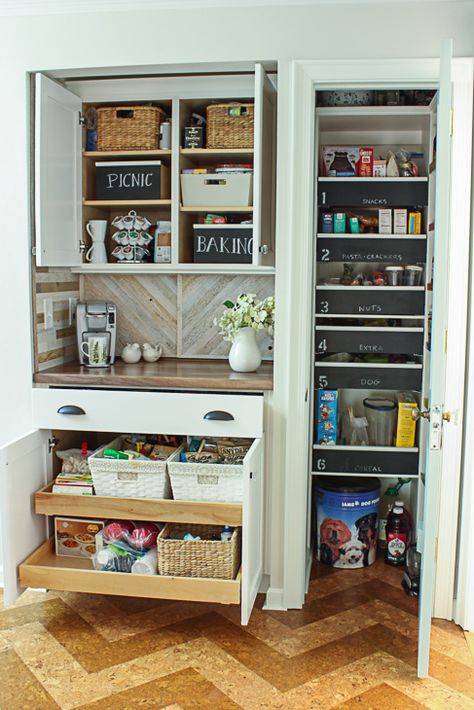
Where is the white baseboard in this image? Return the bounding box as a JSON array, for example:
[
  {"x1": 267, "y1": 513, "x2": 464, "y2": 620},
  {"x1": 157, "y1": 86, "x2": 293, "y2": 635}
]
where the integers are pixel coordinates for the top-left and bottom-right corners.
[{"x1": 263, "y1": 586, "x2": 286, "y2": 610}]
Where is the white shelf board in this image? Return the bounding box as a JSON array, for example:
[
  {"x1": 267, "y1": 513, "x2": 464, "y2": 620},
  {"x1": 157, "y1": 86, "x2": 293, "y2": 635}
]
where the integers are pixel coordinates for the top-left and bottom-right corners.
[
  {"x1": 318, "y1": 177, "x2": 428, "y2": 182},
  {"x1": 312, "y1": 471, "x2": 419, "y2": 479},
  {"x1": 316, "y1": 325, "x2": 423, "y2": 332},
  {"x1": 314, "y1": 361, "x2": 422, "y2": 369},
  {"x1": 83, "y1": 150, "x2": 172, "y2": 159},
  {"x1": 316, "y1": 285, "x2": 425, "y2": 291},
  {"x1": 316, "y1": 313, "x2": 424, "y2": 320},
  {"x1": 180, "y1": 205, "x2": 254, "y2": 212},
  {"x1": 316, "y1": 233, "x2": 427, "y2": 240},
  {"x1": 71, "y1": 263, "x2": 276, "y2": 275},
  {"x1": 313, "y1": 445, "x2": 419, "y2": 453},
  {"x1": 316, "y1": 105, "x2": 431, "y2": 132}
]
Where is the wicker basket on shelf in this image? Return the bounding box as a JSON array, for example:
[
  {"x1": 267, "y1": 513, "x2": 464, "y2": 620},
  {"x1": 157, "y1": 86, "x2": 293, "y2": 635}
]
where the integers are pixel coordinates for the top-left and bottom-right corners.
[
  {"x1": 96, "y1": 105, "x2": 166, "y2": 151},
  {"x1": 157, "y1": 524, "x2": 241, "y2": 579},
  {"x1": 206, "y1": 103, "x2": 254, "y2": 149}
]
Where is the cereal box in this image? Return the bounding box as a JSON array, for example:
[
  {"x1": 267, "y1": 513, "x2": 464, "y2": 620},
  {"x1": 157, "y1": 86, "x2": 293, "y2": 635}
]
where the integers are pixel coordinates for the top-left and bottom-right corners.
[
  {"x1": 378, "y1": 209, "x2": 392, "y2": 234},
  {"x1": 358, "y1": 148, "x2": 374, "y2": 177},
  {"x1": 55, "y1": 517, "x2": 104, "y2": 558},
  {"x1": 317, "y1": 390, "x2": 338, "y2": 446}
]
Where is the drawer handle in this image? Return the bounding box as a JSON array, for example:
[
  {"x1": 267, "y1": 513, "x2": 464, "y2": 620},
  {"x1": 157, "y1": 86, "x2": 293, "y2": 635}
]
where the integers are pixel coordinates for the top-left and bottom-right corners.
[
  {"x1": 203, "y1": 410, "x2": 234, "y2": 421},
  {"x1": 57, "y1": 405, "x2": 86, "y2": 416}
]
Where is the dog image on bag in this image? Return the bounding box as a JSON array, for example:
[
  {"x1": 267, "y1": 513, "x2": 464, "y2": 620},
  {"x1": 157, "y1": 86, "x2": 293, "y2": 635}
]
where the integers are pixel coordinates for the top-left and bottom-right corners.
[
  {"x1": 319, "y1": 517, "x2": 352, "y2": 565},
  {"x1": 333, "y1": 539, "x2": 367, "y2": 568},
  {"x1": 354, "y1": 513, "x2": 378, "y2": 567}
]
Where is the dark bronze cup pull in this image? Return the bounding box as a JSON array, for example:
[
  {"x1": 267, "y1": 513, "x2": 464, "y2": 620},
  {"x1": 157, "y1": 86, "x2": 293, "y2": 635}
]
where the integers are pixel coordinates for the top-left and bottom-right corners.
[
  {"x1": 57, "y1": 405, "x2": 86, "y2": 415},
  {"x1": 203, "y1": 410, "x2": 234, "y2": 421}
]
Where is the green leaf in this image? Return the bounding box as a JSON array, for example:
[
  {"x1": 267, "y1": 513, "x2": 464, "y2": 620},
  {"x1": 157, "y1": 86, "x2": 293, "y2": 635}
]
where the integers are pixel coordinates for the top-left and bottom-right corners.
[{"x1": 223, "y1": 300, "x2": 234, "y2": 309}]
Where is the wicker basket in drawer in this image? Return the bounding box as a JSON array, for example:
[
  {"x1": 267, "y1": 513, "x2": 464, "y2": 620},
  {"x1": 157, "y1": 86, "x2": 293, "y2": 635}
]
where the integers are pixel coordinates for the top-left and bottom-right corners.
[
  {"x1": 206, "y1": 103, "x2": 254, "y2": 149},
  {"x1": 96, "y1": 105, "x2": 166, "y2": 151},
  {"x1": 167, "y1": 448, "x2": 244, "y2": 503},
  {"x1": 158, "y1": 524, "x2": 241, "y2": 579},
  {"x1": 88, "y1": 436, "x2": 174, "y2": 499}
]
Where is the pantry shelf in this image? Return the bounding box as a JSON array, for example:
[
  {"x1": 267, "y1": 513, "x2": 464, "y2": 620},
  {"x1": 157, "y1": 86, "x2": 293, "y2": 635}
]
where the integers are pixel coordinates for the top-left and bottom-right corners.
[
  {"x1": 83, "y1": 150, "x2": 172, "y2": 159},
  {"x1": 20, "y1": 538, "x2": 241, "y2": 605},
  {"x1": 316, "y1": 233, "x2": 427, "y2": 240},
  {"x1": 316, "y1": 285, "x2": 425, "y2": 291},
  {"x1": 35, "y1": 483, "x2": 243, "y2": 526},
  {"x1": 311, "y1": 471, "x2": 420, "y2": 479},
  {"x1": 318, "y1": 177, "x2": 428, "y2": 183},
  {"x1": 313, "y1": 445, "x2": 419, "y2": 453},
  {"x1": 180, "y1": 205, "x2": 254, "y2": 212},
  {"x1": 70, "y1": 264, "x2": 275, "y2": 275},
  {"x1": 180, "y1": 148, "x2": 254, "y2": 157},
  {"x1": 82, "y1": 199, "x2": 172, "y2": 207}
]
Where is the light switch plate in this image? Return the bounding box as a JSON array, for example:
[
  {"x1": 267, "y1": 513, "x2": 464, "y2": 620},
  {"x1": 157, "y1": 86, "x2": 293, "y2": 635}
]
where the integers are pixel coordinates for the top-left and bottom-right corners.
[{"x1": 44, "y1": 298, "x2": 53, "y2": 330}]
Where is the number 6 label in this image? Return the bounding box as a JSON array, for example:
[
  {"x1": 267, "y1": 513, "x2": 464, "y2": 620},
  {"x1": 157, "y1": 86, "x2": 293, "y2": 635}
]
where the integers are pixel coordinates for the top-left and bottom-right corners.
[{"x1": 316, "y1": 458, "x2": 326, "y2": 471}]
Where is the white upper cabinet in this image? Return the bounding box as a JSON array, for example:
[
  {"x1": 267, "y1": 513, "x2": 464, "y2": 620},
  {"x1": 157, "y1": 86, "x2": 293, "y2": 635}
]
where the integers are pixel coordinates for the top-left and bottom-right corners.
[
  {"x1": 35, "y1": 73, "x2": 82, "y2": 266},
  {"x1": 253, "y1": 65, "x2": 276, "y2": 266}
]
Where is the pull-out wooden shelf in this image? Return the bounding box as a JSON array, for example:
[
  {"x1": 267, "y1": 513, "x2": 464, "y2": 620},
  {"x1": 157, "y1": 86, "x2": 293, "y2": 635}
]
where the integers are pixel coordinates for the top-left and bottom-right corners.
[
  {"x1": 35, "y1": 483, "x2": 243, "y2": 526},
  {"x1": 20, "y1": 539, "x2": 240, "y2": 605}
]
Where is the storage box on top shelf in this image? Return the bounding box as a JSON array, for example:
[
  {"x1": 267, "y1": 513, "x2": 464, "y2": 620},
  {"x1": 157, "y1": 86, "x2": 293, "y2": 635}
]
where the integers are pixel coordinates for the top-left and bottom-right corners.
[
  {"x1": 181, "y1": 172, "x2": 253, "y2": 207},
  {"x1": 95, "y1": 161, "x2": 170, "y2": 200}
]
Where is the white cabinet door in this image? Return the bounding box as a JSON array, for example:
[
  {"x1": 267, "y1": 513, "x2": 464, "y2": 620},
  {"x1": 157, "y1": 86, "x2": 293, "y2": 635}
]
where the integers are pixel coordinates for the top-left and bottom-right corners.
[
  {"x1": 0, "y1": 430, "x2": 50, "y2": 606},
  {"x1": 35, "y1": 73, "x2": 82, "y2": 267},
  {"x1": 253, "y1": 64, "x2": 276, "y2": 266},
  {"x1": 417, "y1": 40, "x2": 453, "y2": 678},
  {"x1": 241, "y1": 436, "x2": 264, "y2": 624}
]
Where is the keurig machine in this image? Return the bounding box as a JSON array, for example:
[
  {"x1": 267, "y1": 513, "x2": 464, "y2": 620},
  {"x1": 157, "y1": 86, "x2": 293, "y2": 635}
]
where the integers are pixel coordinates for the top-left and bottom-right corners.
[{"x1": 76, "y1": 302, "x2": 117, "y2": 368}]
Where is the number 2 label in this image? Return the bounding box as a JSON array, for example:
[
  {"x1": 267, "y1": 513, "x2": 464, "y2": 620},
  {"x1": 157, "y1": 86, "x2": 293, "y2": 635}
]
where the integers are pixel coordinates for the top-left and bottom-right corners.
[{"x1": 321, "y1": 248, "x2": 330, "y2": 262}]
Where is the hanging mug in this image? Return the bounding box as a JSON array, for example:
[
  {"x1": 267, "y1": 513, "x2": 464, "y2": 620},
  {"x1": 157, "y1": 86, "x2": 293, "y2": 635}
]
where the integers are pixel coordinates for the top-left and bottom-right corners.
[{"x1": 85, "y1": 220, "x2": 108, "y2": 264}]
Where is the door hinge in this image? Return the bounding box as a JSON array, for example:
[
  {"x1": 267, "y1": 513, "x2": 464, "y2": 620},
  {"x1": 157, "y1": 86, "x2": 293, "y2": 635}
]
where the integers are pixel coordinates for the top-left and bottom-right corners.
[
  {"x1": 449, "y1": 109, "x2": 454, "y2": 136},
  {"x1": 31, "y1": 246, "x2": 37, "y2": 256},
  {"x1": 48, "y1": 436, "x2": 59, "y2": 453},
  {"x1": 79, "y1": 240, "x2": 86, "y2": 254},
  {"x1": 444, "y1": 329, "x2": 448, "y2": 353},
  {"x1": 259, "y1": 244, "x2": 269, "y2": 255},
  {"x1": 79, "y1": 112, "x2": 86, "y2": 127}
]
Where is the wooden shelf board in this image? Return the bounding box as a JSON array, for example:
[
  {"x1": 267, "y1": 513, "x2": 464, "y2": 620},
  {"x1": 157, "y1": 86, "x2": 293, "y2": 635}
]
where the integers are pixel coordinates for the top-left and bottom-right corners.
[
  {"x1": 35, "y1": 483, "x2": 243, "y2": 526},
  {"x1": 20, "y1": 539, "x2": 240, "y2": 605},
  {"x1": 71, "y1": 264, "x2": 275, "y2": 275},
  {"x1": 83, "y1": 199, "x2": 172, "y2": 207},
  {"x1": 83, "y1": 150, "x2": 172, "y2": 158},
  {"x1": 180, "y1": 148, "x2": 253, "y2": 156},
  {"x1": 180, "y1": 205, "x2": 253, "y2": 212}
]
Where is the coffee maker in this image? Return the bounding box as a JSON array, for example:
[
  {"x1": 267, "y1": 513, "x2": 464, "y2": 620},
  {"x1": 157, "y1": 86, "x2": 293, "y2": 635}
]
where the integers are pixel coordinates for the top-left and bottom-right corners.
[{"x1": 76, "y1": 302, "x2": 117, "y2": 368}]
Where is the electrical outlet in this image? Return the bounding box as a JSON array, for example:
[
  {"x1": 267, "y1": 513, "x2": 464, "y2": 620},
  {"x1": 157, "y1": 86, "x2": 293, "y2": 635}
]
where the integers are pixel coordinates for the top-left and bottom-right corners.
[
  {"x1": 68, "y1": 297, "x2": 78, "y2": 326},
  {"x1": 44, "y1": 298, "x2": 54, "y2": 330}
]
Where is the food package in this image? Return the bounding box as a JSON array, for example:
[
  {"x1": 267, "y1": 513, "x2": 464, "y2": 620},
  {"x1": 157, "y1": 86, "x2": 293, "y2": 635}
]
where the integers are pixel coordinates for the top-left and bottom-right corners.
[
  {"x1": 55, "y1": 517, "x2": 104, "y2": 558},
  {"x1": 393, "y1": 209, "x2": 407, "y2": 234},
  {"x1": 102, "y1": 520, "x2": 161, "y2": 552},
  {"x1": 378, "y1": 209, "x2": 392, "y2": 234},
  {"x1": 333, "y1": 213, "x2": 346, "y2": 233},
  {"x1": 396, "y1": 392, "x2": 418, "y2": 447},
  {"x1": 322, "y1": 146, "x2": 359, "y2": 177},
  {"x1": 408, "y1": 212, "x2": 422, "y2": 234},
  {"x1": 317, "y1": 390, "x2": 338, "y2": 446},
  {"x1": 373, "y1": 160, "x2": 387, "y2": 177},
  {"x1": 358, "y1": 148, "x2": 373, "y2": 177},
  {"x1": 56, "y1": 448, "x2": 92, "y2": 474}
]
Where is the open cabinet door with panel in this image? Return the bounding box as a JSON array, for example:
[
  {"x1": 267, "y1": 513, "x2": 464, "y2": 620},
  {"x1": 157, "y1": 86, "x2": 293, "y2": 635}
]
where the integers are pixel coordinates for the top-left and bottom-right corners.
[
  {"x1": 35, "y1": 73, "x2": 83, "y2": 267},
  {"x1": 416, "y1": 40, "x2": 453, "y2": 679},
  {"x1": 241, "y1": 436, "x2": 264, "y2": 624},
  {"x1": 0, "y1": 430, "x2": 50, "y2": 606}
]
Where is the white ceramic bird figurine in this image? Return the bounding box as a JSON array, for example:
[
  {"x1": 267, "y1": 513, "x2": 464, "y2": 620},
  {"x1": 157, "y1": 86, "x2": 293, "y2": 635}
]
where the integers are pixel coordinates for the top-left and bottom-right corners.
[
  {"x1": 121, "y1": 343, "x2": 142, "y2": 364},
  {"x1": 142, "y1": 343, "x2": 163, "y2": 363}
]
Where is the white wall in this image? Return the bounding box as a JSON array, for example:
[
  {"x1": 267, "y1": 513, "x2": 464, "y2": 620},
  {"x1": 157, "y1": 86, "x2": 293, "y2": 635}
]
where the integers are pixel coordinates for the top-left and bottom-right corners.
[{"x1": 0, "y1": 0, "x2": 472, "y2": 590}]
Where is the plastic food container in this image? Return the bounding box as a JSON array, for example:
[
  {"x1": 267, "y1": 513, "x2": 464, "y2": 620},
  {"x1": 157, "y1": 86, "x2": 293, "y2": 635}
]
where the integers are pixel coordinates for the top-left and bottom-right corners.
[
  {"x1": 404, "y1": 265, "x2": 423, "y2": 286},
  {"x1": 385, "y1": 265, "x2": 404, "y2": 286},
  {"x1": 363, "y1": 398, "x2": 397, "y2": 446}
]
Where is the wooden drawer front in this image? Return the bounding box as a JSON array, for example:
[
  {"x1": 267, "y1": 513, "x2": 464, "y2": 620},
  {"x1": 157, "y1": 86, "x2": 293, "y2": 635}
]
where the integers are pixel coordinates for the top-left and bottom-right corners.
[
  {"x1": 318, "y1": 180, "x2": 428, "y2": 207},
  {"x1": 316, "y1": 328, "x2": 423, "y2": 355},
  {"x1": 315, "y1": 364, "x2": 423, "y2": 391},
  {"x1": 316, "y1": 289, "x2": 425, "y2": 316},
  {"x1": 316, "y1": 237, "x2": 427, "y2": 263},
  {"x1": 313, "y1": 448, "x2": 419, "y2": 476},
  {"x1": 32, "y1": 388, "x2": 263, "y2": 437}
]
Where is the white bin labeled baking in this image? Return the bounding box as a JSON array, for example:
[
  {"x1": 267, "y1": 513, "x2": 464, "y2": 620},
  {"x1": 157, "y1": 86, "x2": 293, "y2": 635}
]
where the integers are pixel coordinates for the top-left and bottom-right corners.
[{"x1": 180, "y1": 173, "x2": 253, "y2": 207}]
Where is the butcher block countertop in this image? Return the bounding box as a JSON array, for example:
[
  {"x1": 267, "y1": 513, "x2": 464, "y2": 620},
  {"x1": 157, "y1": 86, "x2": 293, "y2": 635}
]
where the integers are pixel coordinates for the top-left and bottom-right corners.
[{"x1": 34, "y1": 358, "x2": 273, "y2": 392}]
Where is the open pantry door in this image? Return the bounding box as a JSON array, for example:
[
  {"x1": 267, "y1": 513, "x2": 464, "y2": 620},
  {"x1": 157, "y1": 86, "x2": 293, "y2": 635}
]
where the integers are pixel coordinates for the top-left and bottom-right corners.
[
  {"x1": 0, "y1": 430, "x2": 50, "y2": 606},
  {"x1": 241, "y1": 436, "x2": 264, "y2": 624},
  {"x1": 416, "y1": 40, "x2": 453, "y2": 678},
  {"x1": 35, "y1": 73, "x2": 83, "y2": 267}
]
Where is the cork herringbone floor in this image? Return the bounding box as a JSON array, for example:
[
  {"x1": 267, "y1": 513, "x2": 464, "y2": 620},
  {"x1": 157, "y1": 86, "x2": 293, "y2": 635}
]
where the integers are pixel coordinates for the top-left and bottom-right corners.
[{"x1": 0, "y1": 557, "x2": 473, "y2": 709}]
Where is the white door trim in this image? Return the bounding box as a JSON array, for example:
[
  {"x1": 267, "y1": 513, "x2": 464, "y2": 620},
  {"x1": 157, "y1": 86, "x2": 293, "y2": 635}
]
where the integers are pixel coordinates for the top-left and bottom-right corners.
[{"x1": 282, "y1": 56, "x2": 471, "y2": 614}]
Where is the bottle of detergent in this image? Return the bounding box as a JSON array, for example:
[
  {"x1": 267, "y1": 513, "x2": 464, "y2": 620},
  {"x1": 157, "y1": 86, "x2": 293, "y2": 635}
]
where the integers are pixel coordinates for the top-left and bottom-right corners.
[{"x1": 385, "y1": 500, "x2": 411, "y2": 566}]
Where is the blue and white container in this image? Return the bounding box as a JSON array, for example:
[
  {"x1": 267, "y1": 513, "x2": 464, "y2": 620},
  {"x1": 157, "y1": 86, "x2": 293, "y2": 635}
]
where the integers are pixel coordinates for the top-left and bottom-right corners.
[{"x1": 316, "y1": 477, "x2": 381, "y2": 568}]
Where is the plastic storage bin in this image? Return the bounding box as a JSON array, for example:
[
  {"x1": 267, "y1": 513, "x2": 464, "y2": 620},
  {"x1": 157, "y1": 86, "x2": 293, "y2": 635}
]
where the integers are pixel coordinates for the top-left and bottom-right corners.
[
  {"x1": 363, "y1": 398, "x2": 397, "y2": 446},
  {"x1": 88, "y1": 436, "x2": 175, "y2": 499},
  {"x1": 180, "y1": 173, "x2": 253, "y2": 207},
  {"x1": 316, "y1": 476, "x2": 381, "y2": 568}
]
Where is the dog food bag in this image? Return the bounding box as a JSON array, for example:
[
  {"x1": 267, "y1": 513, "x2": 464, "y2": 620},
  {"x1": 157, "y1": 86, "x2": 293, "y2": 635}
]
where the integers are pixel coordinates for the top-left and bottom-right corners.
[{"x1": 316, "y1": 477, "x2": 381, "y2": 569}]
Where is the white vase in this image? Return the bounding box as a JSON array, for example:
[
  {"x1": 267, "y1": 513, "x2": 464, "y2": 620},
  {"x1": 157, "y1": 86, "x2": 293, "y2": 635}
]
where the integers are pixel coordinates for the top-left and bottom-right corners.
[{"x1": 229, "y1": 327, "x2": 262, "y2": 373}]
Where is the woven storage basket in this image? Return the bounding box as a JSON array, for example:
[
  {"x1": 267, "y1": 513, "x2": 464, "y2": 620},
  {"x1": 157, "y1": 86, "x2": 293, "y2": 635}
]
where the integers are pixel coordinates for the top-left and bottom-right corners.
[
  {"x1": 89, "y1": 436, "x2": 174, "y2": 499},
  {"x1": 206, "y1": 103, "x2": 254, "y2": 149},
  {"x1": 158, "y1": 523, "x2": 241, "y2": 579},
  {"x1": 96, "y1": 105, "x2": 166, "y2": 151},
  {"x1": 167, "y1": 448, "x2": 244, "y2": 503}
]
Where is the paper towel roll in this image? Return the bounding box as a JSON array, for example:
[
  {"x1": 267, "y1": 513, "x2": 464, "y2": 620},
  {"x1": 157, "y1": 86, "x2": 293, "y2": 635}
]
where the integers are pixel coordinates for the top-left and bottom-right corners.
[{"x1": 131, "y1": 548, "x2": 158, "y2": 575}]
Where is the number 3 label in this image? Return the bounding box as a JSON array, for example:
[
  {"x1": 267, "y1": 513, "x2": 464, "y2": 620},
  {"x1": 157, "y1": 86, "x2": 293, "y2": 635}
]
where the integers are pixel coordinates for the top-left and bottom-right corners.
[{"x1": 320, "y1": 300, "x2": 329, "y2": 313}]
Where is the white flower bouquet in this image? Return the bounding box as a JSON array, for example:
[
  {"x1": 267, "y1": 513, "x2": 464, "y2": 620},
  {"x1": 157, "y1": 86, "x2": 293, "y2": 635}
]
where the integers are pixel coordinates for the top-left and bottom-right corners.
[{"x1": 214, "y1": 293, "x2": 275, "y2": 342}]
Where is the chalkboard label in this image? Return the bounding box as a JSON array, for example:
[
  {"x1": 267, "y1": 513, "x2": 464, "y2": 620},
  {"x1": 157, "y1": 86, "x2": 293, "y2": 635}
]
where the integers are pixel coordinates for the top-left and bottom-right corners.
[
  {"x1": 193, "y1": 225, "x2": 253, "y2": 264},
  {"x1": 317, "y1": 237, "x2": 426, "y2": 263},
  {"x1": 318, "y1": 180, "x2": 428, "y2": 207},
  {"x1": 313, "y1": 449, "x2": 419, "y2": 475},
  {"x1": 316, "y1": 289, "x2": 425, "y2": 316},
  {"x1": 95, "y1": 161, "x2": 164, "y2": 200},
  {"x1": 315, "y1": 365, "x2": 423, "y2": 391},
  {"x1": 315, "y1": 328, "x2": 423, "y2": 355}
]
